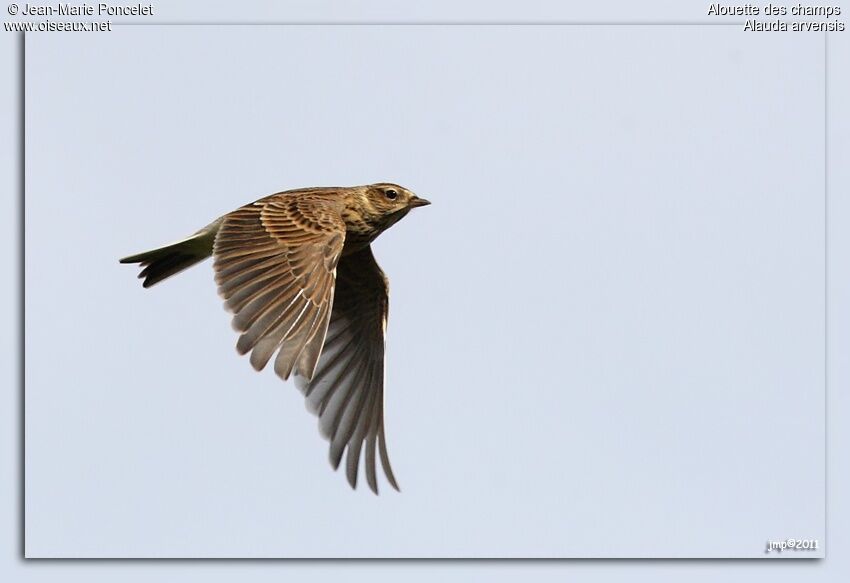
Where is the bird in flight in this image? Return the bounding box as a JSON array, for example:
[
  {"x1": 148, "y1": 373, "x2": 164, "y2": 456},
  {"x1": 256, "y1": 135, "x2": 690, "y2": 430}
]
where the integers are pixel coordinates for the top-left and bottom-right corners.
[{"x1": 120, "y1": 183, "x2": 430, "y2": 494}]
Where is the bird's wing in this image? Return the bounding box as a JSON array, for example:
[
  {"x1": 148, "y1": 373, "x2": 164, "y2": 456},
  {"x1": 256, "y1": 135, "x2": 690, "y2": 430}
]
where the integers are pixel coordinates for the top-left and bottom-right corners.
[
  {"x1": 213, "y1": 193, "x2": 345, "y2": 381},
  {"x1": 295, "y1": 245, "x2": 399, "y2": 494}
]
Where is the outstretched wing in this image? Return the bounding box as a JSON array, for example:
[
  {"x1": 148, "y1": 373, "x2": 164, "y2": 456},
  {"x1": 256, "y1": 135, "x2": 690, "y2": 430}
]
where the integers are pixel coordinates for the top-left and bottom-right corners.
[
  {"x1": 295, "y1": 245, "x2": 399, "y2": 494},
  {"x1": 213, "y1": 192, "x2": 346, "y2": 381}
]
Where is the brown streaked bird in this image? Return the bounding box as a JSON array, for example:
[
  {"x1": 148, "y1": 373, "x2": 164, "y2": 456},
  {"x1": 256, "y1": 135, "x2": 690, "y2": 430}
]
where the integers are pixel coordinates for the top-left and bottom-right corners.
[{"x1": 120, "y1": 183, "x2": 430, "y2": 494}]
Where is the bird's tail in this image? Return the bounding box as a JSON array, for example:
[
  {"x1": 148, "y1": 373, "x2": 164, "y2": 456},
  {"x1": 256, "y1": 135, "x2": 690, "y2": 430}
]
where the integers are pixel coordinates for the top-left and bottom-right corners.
[{"x1": 119, "y1": 219, "x2": 222, "y2": 288}]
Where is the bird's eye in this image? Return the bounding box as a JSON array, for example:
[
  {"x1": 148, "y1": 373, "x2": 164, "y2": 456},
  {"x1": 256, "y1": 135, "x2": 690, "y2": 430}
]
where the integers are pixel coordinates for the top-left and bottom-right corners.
[{"x1": 385, "y1": 189, "x2": 398, "y2": 200}]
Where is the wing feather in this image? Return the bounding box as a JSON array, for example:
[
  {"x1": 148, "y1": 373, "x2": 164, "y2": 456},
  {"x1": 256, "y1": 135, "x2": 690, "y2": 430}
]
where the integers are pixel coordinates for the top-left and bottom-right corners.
[
  {"x1": 213, "y1": 193, "x2": 345, "y2": 381},
  {"x1": 295, "y1": 245, "x2": 400, "y2": 494}
]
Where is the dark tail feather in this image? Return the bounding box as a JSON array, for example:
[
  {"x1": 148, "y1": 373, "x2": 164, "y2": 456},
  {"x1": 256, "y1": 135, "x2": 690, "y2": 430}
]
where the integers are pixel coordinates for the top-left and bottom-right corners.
[
  {"x1": 120, "y1": 222, "x2": 219, "y2": 288},
  {"x1": 120, "y1": 247, "x2": 206, "y2": 288}
]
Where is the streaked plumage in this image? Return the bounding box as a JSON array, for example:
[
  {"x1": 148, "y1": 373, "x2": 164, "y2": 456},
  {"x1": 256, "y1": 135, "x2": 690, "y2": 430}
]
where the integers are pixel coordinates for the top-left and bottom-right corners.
[{"x1": 120, "y1": 183, "x2": 430, "y2": 493}]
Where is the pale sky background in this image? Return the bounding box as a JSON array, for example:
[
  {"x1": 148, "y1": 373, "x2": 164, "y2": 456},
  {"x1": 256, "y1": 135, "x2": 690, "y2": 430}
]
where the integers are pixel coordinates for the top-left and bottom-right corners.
[{"x1": 23, "y1": 22, "x2": 825, "y2": 559}]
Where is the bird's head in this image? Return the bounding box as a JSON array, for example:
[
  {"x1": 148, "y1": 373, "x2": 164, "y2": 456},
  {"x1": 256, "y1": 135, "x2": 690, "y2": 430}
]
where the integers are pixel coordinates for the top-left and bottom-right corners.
[{"x1": 361, "y1": 183, "x2": 430, "y2": 231}]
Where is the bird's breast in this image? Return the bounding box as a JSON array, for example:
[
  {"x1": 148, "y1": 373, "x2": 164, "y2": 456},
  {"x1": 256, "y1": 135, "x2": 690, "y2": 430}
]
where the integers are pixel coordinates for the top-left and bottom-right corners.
[{"x1": 340, "y1": 210, "x2": 382, "y2": 250}]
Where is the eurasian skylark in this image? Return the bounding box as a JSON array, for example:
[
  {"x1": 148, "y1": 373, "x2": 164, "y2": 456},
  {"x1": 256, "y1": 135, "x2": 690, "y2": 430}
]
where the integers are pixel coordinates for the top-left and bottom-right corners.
[{"x1": 120, "y1": 183, "x2": 430, "y2": 493}]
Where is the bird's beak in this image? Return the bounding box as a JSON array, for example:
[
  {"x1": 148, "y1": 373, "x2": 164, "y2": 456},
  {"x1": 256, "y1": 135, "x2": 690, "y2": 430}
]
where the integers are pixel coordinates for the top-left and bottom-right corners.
[{"x1": 408, "y1": 196, "x2": 431, "y2": 208}]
